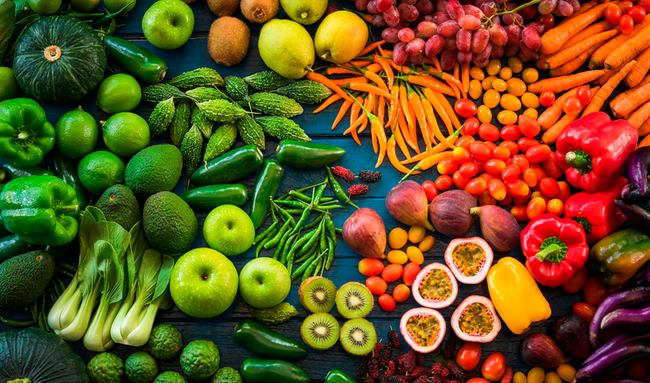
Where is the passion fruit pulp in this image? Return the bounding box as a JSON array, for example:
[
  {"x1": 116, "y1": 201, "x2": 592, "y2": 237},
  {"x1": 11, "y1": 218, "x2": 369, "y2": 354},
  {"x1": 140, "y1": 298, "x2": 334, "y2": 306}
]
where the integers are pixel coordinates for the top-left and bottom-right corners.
[
  {"x1": 444, "y1": 237, "x2": 494, "y2": 284},
  {"x1": 412, "y1": 262, "x2": 458, "y2": 308},
  {"x1": 451, "y1": 295, "x2": 501, "y2": 343},
  {"x1": 400, "y1": 307, "x2": 446, "y2": 353}
]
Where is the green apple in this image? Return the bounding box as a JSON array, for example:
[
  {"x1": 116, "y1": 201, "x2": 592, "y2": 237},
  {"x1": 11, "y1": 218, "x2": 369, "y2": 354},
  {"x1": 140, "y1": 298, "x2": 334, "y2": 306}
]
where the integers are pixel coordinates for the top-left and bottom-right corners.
[
  {"x1": 142, "y1": 0, "x2": 194, "y2": 50},
  {"x1": 239, "y1": 258, "x2": 291, "y2": 309},
  {"x1": 170, "y1": 248, "x2": 238, "y2": 318},
  {"x1": 203, "y1": 204, "x2": 254, "y2": 256}
]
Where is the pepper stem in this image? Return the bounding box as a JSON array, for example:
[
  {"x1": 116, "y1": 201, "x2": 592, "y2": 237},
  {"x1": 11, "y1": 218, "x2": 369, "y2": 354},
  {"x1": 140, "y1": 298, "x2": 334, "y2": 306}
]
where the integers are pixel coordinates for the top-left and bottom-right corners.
[
  {"x1": 16, "y1": 132, "x2": 28, "y2": 140},
  {"x1": 55, "y1": 205, "x2": 79, "y2": 214},
  {"x1": 535, "y1": 236, "x2": 568, "y2": 263},
  {"x1": 565, "y1": 150, "x2": 593, "y2": 175}
]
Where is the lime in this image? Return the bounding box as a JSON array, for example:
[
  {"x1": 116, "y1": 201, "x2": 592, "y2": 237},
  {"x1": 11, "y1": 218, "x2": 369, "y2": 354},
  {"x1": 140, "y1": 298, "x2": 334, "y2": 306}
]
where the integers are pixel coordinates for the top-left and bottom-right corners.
[
  {"x1": 70, "y1": 0, "x2": 100, "y2": 12},
  {"x1": 102, "y1": 112, "x2": 150, "y2": 157},
  {"x1": 28, "y1": 0, "x2": 62, "y2": 15},
  {"x1": 104, "y1": 0, "x2": 135, "y2": 12},
  {"x1": 97, "y1": 74, "x2": 142, "y2": 114},
  {"x1": 0, "y1": 67, "x2": 18, "y2": 101},
  {"x1": 55, "y1": 108, "x2": 99, "y2": 159},
  {"x1": 78, "y1": 151, "x2": 125, "y2": 195}
]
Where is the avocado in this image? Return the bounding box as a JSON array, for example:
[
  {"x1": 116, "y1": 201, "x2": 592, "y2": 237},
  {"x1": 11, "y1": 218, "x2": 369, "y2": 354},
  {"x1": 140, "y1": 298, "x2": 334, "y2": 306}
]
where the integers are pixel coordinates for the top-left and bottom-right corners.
[
  {"x1": 95, "y1": 184, "x2": 141, "y2": 231},
  {"x1": 125, "y1": 352, "x2": 158, "y2": 383},
  {"x1": 0, "y1": 250, "x2": 54, "y2": 310},
  {"x1": 143, "y1": 192, "x2": 198, "y2": 255},
  {"x1": 125, "y1": 144, "x2": 183, "y2": 197}
]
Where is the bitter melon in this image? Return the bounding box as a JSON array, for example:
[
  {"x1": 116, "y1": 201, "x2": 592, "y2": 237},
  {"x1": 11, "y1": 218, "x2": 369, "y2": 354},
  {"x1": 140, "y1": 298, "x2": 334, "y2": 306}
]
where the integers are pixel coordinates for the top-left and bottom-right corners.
[
  {"x1": 170, "y1": 100, "x2": 191, "y2": 146},
  {"x1": 169, "y1": 67, "x2": 224, "y2": 89},
  {"x1": 247, "y1": 302, "x2": 299, "y2": 325},
  {"x1": 246, "y1": 92, "x2": 304, "y2": 118},
  {"x1": 191, "y1": 104, "x2": 214, "y2": 139},
  {"x1": 204, "y1": 123, "x2": 237, "y2": 164},
  {"x1": 142, "y1": 83, "x2": 188, "y2": 103},
  {"x1": 244, "y1": 71, "x2": 294, "y2": 91},
  {"x1": 277, "y1": 80, "x2": 333, "y2": 104},
  {"x1": 224, "y1": 76, "x2": 248, "y2": 101},
  {"x1": 148, "y1": 97, "x2": 175, "y2": 137},
  {"x1": 181, "y1": 125, "x2": 203, "y2": 178},
  {"x1": 185, "y1": 87, "x2": 229, "y2": 103},
  {"x1": 197, "y1": 99, "x2": 247, "y2": 123},
  {"x1": 236, "y1": 113, "x2": 265, "y2": 150},
  {"x1": 255, "y1": 116, "x2": 310, "y2": 142}
]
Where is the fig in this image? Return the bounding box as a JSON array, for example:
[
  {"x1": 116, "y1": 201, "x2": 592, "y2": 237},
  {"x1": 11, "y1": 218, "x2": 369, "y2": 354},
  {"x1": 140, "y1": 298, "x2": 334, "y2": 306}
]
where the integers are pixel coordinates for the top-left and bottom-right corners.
[
  {"x1": 429, "y1": 190, "x2": 476, "y2": 238},
  {"x1": 444, "y1": 237, "x2": 493, "y2": 284},
  {"x1": 451, "y1": 295, "x2": 501, "y2": 343},
  {"x1": 470, "y1": 205, "x2": 520, "y2": 252},
  {"x1": 342, "y1": 208, "x2": 386, "y2": 259},
  {"x1": 386, "y1": 181, "x2": 434, "y2": 231},
  {"x1": 547, "y1": 313, "x2": 591, "y2": 359},
  {"x1": 412, "y1": 262, "x2": 458, "y2": 308},
  {"x1": 521, "y1": 332, "x2": 565, "y2": 368},
  {"x1": 400, "y1": 307, "x2": 446, "y2": 353}
]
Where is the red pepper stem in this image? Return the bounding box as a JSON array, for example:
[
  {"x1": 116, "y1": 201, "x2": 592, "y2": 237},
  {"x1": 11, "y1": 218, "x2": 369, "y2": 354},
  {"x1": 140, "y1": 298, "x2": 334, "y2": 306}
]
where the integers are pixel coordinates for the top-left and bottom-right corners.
[
  {"x1": 535, "y1": 236, "x2": 568, "y2": 263},
  {"x1": 565, "y1": 150, "x2": 593, "y2": 174}
]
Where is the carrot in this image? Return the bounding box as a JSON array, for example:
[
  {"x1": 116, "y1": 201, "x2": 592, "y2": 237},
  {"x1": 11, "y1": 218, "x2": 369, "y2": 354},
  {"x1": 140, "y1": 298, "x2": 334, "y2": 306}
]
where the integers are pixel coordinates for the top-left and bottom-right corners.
[
  {"x1": 627, "y1": 101, "x2": 650, "y2": 128},
  {"x1": 638, "y1": 118, "x2": 650, "y2": 137},
  {"x1": 357, "y1": 40, "x2": 385, "y2": 58},
  {"x1": 434, "y1": 91, "x2": 462, "y2": 131},
  {"x1": 461, "y1": 62, "x2": 470, "y2": 94},
  {"x1": 639, "y1": 134, "x2": 650, "y2": 147},
  {"x1": 540, "y1": 2, "x2": 611, "y2": 55},
  {"x1": 549, "y1": 41, "x2": 604, "y2": 77},
  {"x1": 527, "y1": 70, "x2": 605, "y2": 93},
  {"x1": 398, "y1": 104, "x2": 419, "y2": 153},
  {"x1": 605, "y1": 22, "x2": 650, "y2": 69},
  {"x1": 313, "y1": 94, "x2": 342, "y2": 114},
  {"x1": 405, "y1": 75, "x2": 455, "y2": 97},
  {"x1": 330, "y1": 77, "x2": 367, "y2": 85},
  {"x1": 562, "y1": 19, "x2": 614, "y2": 49},
  {"x1": 538, "y1": 88, "x2": 580, "y2": 129},
  {"x1": 536, "y1": 54, "x2": 549, "y2": 70},
  {"x1": 423, "y1": 87, "x2": 455, "y2": 134},
  {"x1": 349, "y1": 81, "x2": 395, "y2": 100},
  {"x1": 610, "y1": 81, "x2": 650, "y2": 117},
  {"x1": 625, "y1": 46, "x2": 650, "y2": 87},
  {"x1": 325, "y1": 67, "x2": 360, "y2": 75},
  {"x1": 331, "y1": 98, "x2": 352, "y2": 130},
  {"x1": 619, "y1": 74, "x2": 650, "y2": 99},
  {"x1": 597, "y1": 52, "x2": 639, "y2": 85},
  {"x1": 306, "y1": 72, "x2": 351, "y2": 101},
  {"x1": 584, "y1": 60, "x2": 636, "y2": 116},
  {"x1": 542, "y1": 113, "x2": 581, "y2": 144},
  {"x1": 589, "y1": 17, "x2": 650, "y2": 68},
  {"x1": 388, "y1": 134, "x2": 417, "y2": 174},
  {"x1": 545, "y1": 30, "x2": 619, "y2": 69}
]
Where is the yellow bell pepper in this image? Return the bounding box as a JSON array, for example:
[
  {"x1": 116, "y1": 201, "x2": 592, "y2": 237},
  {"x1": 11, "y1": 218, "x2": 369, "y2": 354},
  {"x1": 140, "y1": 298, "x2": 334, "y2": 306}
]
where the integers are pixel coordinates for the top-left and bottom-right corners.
[{"x1": 487, "y1": 257, "x2": 551, "y2": 335}]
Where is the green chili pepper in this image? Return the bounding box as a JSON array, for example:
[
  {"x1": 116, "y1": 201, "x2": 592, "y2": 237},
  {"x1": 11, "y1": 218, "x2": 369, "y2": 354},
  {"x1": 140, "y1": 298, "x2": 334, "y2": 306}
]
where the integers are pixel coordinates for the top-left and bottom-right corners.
[
  {"x1": 251, "y1": 160, "x2": 284, "y2": 229},
  {"x1": 313, "y1": 256, "x2": 324, "y2": 277},
  {"x1": 3, "y1": 163, "x2": 54, "y2": 179},
  {"x1": 325, "y1": 236, "x2": 336, "y2": 270},
  {"x1": 255, "y1": 220, "x2": 278, "y2": 244},
  {"x1": 325, "y1": 369, "x2": 357, "y2": 383},
  {"x1": 271, "y1": 200, "x2": 295, "y2": 224},
  {"x1": 240, "y1": 358, "x2": 310, "y2": 383},
  {"x1": 284, "y1": 209, "x2": 302, "y2": 214},
  {"x1": 276, "y1": 140, "x2": 346, "y2": 170},
  {"x1": 336, "y1": 228, "x2": 343, "y2": 235},
  {"x1": 89, "y1": 1, "x2": 133, "y2": 27},
  {"x1": 274, "y1": 199, "x2": 307, "y2": 209},
  {"x1": 317, "y1": 204, "x2": 344, "y2": 211},
  {"x1": 233, "y1": 320, "x2": 307, "y2": 361},
  {"x1": 313, "y1": 182, "x2": 328, "y2": 205},
  {"x1": 104, "y1": 36, "x2": 167, "y2": 84},
  {"x1": 291, "y1": 253, "x2": 316, "y2": 279},
  {"x1": 319, "y1": 224, "x2": 328, "y2": 253},
  {"x1": 303, "y1": 252, "x2": 325, "y2": 282},
  {"x1": 54, "y1": 155, "x2": 88, "y2": 209},
  {"x1": 289, "y1": 204, "x2": 313, "y2": 237},
  {"x1": 295, "y1": 242, "x2": 318, "y2": 263},
  {"x1": 180, "y1": 184, "x2": 248, "y2": 210},
  {"x1": 300, "y1": 220, "x2": 324, "y2": 255},
  {"x1": 325, "y1": 215, "x2": 337, "y2": 246},
  {"x1": 264, "y1": 220, "x2": 291, "y2": 249},
  {"x1": 288, "y1": 190, "x2": 312, "y2": 203},
  {"x1": 277, "y1": 181, "x2": 327, "y2": 200},
  {"x1": 326, "y1": 167, "x2": 359, "y2": 209},
  {"x1": 303, "y1": 213, "x2": 325, "y2": 230},
  {"x1": 273, "y1": 229, "x2": 293, "y2": 260},
  {"x1": 0, "y1": 234, "x2": 32, "y2": 263},
  {"x1": 191, "y1": 145, "x2": 264, "y2": 186},
  {"x1": 280, "y1": 233, "x2": 298, "y2": 264},
  {"x1": 0, "y1": 313, "x2": 35, "y2": 328}
]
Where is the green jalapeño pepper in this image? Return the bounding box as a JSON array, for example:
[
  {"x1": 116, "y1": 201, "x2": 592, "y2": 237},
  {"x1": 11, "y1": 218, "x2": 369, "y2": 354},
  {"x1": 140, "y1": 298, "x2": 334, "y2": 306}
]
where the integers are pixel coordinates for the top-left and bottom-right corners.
[
  {"x1": 250, "y1": 160, "x2": 284, "y2": 229},
  {"x1": 191, "y1": 145, "x2": 264, "y2": 186},
  {"x1": 325, "y1": 369, "x2": 357, "y2": 383},
  {"x1": 180, "y1": 184, "x2": 248, "y2": 210},
  {"x1": 104, "y1": 36, "x2": 168, "y2": 84},
  {"x1": 588, "y1": 229, "x2": 650, "y2": 285},
  {"x1": 240, "y1": 358, "x2": 310, "y2": 383},
  {"x1": 0, "y1": 98, "x2": 55, "y2": 168},
  {"x1": 276, "y1": 140, "x2": 346, "y2": 170},
  {"x1": 2, "y1": 163, "x2": 54, "y2": 179},
  {"x1": 0, "y1": 175, "x2": 80, "y2": 246},
  {"x1": 233, "y1": 319, "x2": 307, "y2": 360}
]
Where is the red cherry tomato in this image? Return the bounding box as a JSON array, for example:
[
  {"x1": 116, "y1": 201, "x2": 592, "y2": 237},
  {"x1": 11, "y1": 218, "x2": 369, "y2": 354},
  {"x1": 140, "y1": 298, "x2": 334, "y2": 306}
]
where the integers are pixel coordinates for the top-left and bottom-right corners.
[
  {"x1": 382, "y1": 264, "x2": 404, "y2": 283},
  {"x1": 500, "y1": 124, "x2": 522, "y2": 141},
  {"x1": 517, "y1": 137, "x2": 539, "y2": 153},
  {"x1": 453, "y1": 171, "x2": 470, "y2": 189},
  {"x1": 562, "y1": 267, "x2": 588, "y2": 294},
  {"x1": 459, "y1": 162, "x2": 480, "y2": 178},
  {"x1": 481, "y1": 352, "x2": 507, "y2": 382},
  {"x1": 478, "y1": 123, "x2": 500, "y2": 142},
  {"x1": 584, "y1": 276, "x2": 607, "y2": 306},
  {"x1": 402, "y1": 262, "x2": 421, "y2": 286},
  {"x1": 605, "y1": 4, "x2": 622, "y2": 24},
  {"x1": 518, "y1": 115, "x2": 541, "y2": 137},
  {"x1": 619, "y1": 0, "x2": 633, "y2": 14},
  {"x1": 453, "y1": 146, "x2": 473, "y2": 164},
  {"x1": 638, "y1": 0, "x2": 650, "y2": 13},
  {"x1": 463, "y1": 117, "x2": 480, "y2": 136},
  {"x1": 457, "y1": 342, "x2": 482, "y2": 371},
  {"x1": 539, "y1": 177, "x2": 560, "y2": 198},
  {"x1": 629, "y1": 5, "x2": 646, "y2": 22},
  {"x1": 540, "y1": 91, "x2": 555, "y2": 107},
  {"x1": 492, "y1": 146, "x2": 510, "y2": 160},
  {"x1": 366, "y1": 276, "x2": 387, "y2": 295},
  {"x1": 435, "y1": 175, "x2": 453, "y2": 191},
  {"x1": 526, "y1": 145, "x2": 552, "y2": 163},
  {"x1": 470, "y1": 141, "x2": 492, "y2": 160},
  {"x1": 619, "y1": 14, "x2": 634, "y2": 34},
  {"x1": 576, "y1": 86, "x2": 592, "y2": 105},
  {"x1": 537, "y1": 13, "x2": 555, "y2": 31},
  {"x1": 378, "y1": 294, "x2": 396, "y2": 312},
  {"x1": 456, "y1": 135, "x2": 475, "y2": 149},
  {"x1": 422, "y1": 180, "x2": 438, "y2": 201},
  {"x1": 467, "y1": 379, "x2": 491, "y2": 383},
  {"x1": 573, "y1": 302, "x2": 598, "y2": 323},
  {"x1": 455, "y1": 99, "x2": 478, "y2": 118},
  {"x1": 563, "y1": 96, "x2": 582, "y2": 114}
]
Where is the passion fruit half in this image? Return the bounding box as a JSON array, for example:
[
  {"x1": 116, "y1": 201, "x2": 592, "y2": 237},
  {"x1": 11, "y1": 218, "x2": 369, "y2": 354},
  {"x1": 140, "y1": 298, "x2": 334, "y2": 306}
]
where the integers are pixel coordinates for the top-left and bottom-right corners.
[
  {"x1": 451, "y1": 295, "x2": 501, "y2": 343},
  {"x1": 444, "y1": 237, "x2": 494, "y2": 284},
  {"x1": 412, "y1": 262, "x2": 458, "y2": 308},
  {"x1": 400, "y1": 307, "x2": 446, "y2": 353}
]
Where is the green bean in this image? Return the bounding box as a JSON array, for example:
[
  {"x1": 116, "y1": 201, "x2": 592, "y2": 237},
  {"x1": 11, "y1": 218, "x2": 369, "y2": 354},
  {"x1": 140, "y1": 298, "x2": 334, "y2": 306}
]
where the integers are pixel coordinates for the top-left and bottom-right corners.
[
  {"x1": 326, "y1": 166, "x2": 359, "y2": 209},
  {"x1": 325, "y1": 236, "x2": 336, "y2": 270},
  {"x1": 291, "y1": 253, "x2": 317, "y2": 279},
  {"x1": 280, "y1": 233, "x2": 299, "y2": 264},
  {"x1": 303, "y1": 252, "x2": 325, "y2": 282},
  {"x1": 264, "y1": 221, "x2": 291, "y2": 249},
  {"x1": 254, "y1": 220, "x2": 278, "y2": 244},
  {"x1": 303, "y1": 213, "x2": 325, "y2": 230}
]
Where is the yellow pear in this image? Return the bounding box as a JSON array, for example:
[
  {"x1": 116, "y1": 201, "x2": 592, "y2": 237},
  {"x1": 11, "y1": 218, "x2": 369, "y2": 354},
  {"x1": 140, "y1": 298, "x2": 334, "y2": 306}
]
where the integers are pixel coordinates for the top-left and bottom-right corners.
[
  {"x1": 258, "y1": 19, "x2": 315, "y2": 79},
  {"x1": 314, "y1": 11, "x2": 369, "y2": 64}
]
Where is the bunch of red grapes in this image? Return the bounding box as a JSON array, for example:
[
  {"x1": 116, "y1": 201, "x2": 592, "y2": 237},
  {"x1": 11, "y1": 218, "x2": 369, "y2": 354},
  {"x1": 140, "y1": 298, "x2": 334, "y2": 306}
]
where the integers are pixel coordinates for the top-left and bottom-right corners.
[{"x1": 351, "y1": 0, "x2": 555, "y2": 70}]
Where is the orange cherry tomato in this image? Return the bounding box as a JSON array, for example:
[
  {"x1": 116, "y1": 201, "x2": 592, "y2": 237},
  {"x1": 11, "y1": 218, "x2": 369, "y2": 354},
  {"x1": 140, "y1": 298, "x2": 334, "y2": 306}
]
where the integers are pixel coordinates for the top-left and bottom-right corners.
[
  {"x1": 540, "y1": 177, "x2": 560, "y2": 198},
  {"x1": 484, "y1": 159, "x2": 506, "y2": 174},
  {"x1": 457, "y1": 342, "x2": 482, "y2": 371},
  {"x1": 576, "y1": 86, "x2": 592, "y2": 105},
  {"x1": 573, "y1": 302, "x2": 598, "y2": 323},
  {"x1": 526, "y1": 197, "x2": 547, "y2": 220},
  {"x1": 359, "y1": 258, "x2": 385, "y2": 277},
  {"x1": 378, "y1": 293, "x2": 396, "y2": 312},
  {"x1": 453, "y1": 146, "x2": 473, "y2": 163},
  {"x1": 500, "y1": 140, "x2": 519, "y2": 156},
  {"x1": 437, "y1": 158, "x2": 459, "y2": 175},
  {"x1": 523, "y1": 168, "x2": 538, "y2": 187},
  {"x1": 455, "y1": 98, "x2": 478, "y2": 118},
  {"x1": 366, "y1": 276, "x2": 388, "y2": 295},
  {"x1": 453, "y1": 171, "x2": 471, "y2": 189},
  {"x1": 507, "y1": 179, "x2": 530, "y2": 198},
  {"x1": 546, "y1": 198, "x2": 564, "y2": 216},
  {"x1": 435, "y1": 175, "x2": 453, "y2": 191},
  {"x1": 492, "y1": 146, "x2": 511, "y2": 160},
  {"x1": 479, "y1": 123, "x2": 500, "y2": 142},
  {"x1": 518, "y1": 115, "x2": 541, "y2": 137},
  {"x1": 511, "y1": 205, "x2": 528, "y2": 222},
  {"x1": 539, "y1": 91, "x2": 555, "y2": 107},
  {"x1": 403, "y1": 262, "x2": 421, "y2": 286},
  {"x1": 481, "y1": 352, "x2": 507, "y2": 382},
  {"x1": 531, "y1": 164, "x2": 548, "y2": 183},
  {"x1": 393, "y1": 284, "x2": 410, "y2": 303},
  {"x1": 619, "y1": 14, "x2": 634, "y2": 34},
  {"x1": 563, "y1": 96, "x2": 582, "y2": 114},
  {"x1": 562, "y1": 266, "x2": 588, "y2": 294},
  {"x1": 456, "y1": 135, "x2": 475, "y2": 149},
  {"x1": 512, "y1": 154, "x2": 530, "y2": 172},
  {"x1": 584, "y1": 276, "x2": 607, "y2": 306},
  {"x1": 465, "y1": 177, "x2": 488, "y2": 196},
  {"x1": 382, "y1": 264, "x2": 404, "y2": 283}
]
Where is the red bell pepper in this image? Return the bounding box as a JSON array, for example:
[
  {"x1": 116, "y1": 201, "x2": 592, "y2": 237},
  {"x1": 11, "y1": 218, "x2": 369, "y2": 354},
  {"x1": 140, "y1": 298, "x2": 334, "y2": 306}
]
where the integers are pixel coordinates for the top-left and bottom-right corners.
[
  {"x1": 564, "y1": 177, "x2": 629, "y2": 244},
  {"x1": 521, "y1": 214, "x2": 589, "y2": 287},
  {"x1": 556, "y1": 112, "x2": 638, "y2": 193}
]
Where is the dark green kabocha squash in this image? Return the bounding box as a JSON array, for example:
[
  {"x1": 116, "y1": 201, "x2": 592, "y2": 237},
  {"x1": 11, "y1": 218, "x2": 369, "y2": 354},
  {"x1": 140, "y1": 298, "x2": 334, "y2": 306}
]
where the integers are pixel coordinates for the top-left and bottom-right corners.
[
  {"x1": 0, "y1": 327, "x2": 90, "y2": 382},
  {"x1": 13, "y1": 16, "x2": 107, "y2": 103}
]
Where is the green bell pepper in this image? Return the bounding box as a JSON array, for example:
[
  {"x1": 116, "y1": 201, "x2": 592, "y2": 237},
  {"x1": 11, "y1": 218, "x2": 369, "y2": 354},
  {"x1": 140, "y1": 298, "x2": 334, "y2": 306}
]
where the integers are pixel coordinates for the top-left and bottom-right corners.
[
  {"x1": 0, "y1": 175, "x2": 80, "y2": 246},
  {"x1": 325, "y1": 370, "x2": 357, "y2": 383},
  {"x1": 240, "y1": 358, "x2": 310, "y2": 383},
  {"x1": 588, "y1": 228, "x2": 650, "y2": 285},
  {"x1": 0, "y1": 98, "x2": 55, "y2": 167},
  {"x1": 276, "y1": 140, "x2": 346, "y2": 170}
]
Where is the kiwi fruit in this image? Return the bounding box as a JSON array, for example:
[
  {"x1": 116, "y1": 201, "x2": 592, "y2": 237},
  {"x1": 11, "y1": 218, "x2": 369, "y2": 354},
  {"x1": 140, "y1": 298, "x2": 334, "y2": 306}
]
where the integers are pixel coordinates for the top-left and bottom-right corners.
[
  {"x1": 340, "y1": 318, "x2": 377, "y2": 356},
  {"x1": 335, "y1": 282, "x2": 373, "y2": 319},
  {"x1": 207, "y1": 0, "x2": 239, "y2": 16},
  {"x1": 300, "y1": 313, "x2": 339, "y2": 350},
  {"x1": 241, "y1": 0, "x2": 278, "y2": 23},
  {"x1": 299, "y1": 277, "x2": 336, "y2": 313},
  {"x1": 208, "y1": 17, "x2": 250, "y2": 67}
]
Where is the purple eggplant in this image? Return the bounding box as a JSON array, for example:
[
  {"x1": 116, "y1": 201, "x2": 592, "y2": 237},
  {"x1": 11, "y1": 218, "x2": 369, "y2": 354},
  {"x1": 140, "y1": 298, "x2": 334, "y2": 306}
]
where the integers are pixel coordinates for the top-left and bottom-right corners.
[
  {"x1": 601, "y1": 304, "x2": 650, "y2": 330},
  {"x1": 575, "y1": 342, "x2": 650, "y2": 380},
  {"x1": 626, "y1": 147, "x2": 650, "y2": 196},
  {"x1": 614, "y1": 199, "x2": 650, "y2": 236},
  {"x1": 585, "y1": 332, "x2": 650, "y2": 365},
  {"x1": 587, "y1": 377, "x2": 648, "y2": 383},
  {"x1": 589, "y1": 286, "x2": 650, "y2": 348}
]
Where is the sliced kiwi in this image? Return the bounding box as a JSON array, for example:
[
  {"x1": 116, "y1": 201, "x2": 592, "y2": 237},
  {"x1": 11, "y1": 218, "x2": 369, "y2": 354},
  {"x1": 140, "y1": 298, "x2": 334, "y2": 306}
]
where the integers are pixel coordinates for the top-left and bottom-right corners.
[
  {"x1": 335, "y1": 282, "x2": 373, "y2": 319},
  {"x1": 300, "y1": 313, "x2": 340, "y2": 350},
  {"x1": 299, "y1": 277, "x2": 336, "y2": 313},
  {"x1": 339, "y1": 318, "x2": 377, "y2": 356}
]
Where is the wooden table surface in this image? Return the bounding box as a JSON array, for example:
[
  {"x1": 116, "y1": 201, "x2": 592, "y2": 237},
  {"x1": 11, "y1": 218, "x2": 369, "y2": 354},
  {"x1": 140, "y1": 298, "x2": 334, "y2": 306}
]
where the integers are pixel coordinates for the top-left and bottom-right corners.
[{"x1": 0, "y1": 1, "x2": 588, "y2": 381}]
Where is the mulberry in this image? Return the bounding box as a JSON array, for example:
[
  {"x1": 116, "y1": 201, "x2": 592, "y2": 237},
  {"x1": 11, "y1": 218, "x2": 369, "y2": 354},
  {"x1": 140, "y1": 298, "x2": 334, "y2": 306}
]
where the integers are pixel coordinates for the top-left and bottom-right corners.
[
  {"x1": 369, "y1": 358, "x2": 380, "y2": 379},
  {"x1": 413, "y1": 377, "x2": 430, "y2": 383},
  {"x1": 387, "y1": 361, "x2": 397, "y2": 375},
  {"x1": 411, "y1": 366, "x2": 430, "y2": 378},
  {"x1": 358, "y1": 170, "x2": 383, "y2": 182},
  {"x1": 378, "y1": 343, "x2": 393, "y2": 368},
  {"x1": 442, "y1": 336, "x2": 457, "y2": 359},
  {"x1": 373, "y1": 342, "x2": 383, "y2": 358},
  {"x1": 331, "y1": 166, "x2": 356, "y2": 182},
  {"x1": 447, "y1": 362, "x2": 465, "y2": 380},
  {"x1": 431, "y1": 363, "x2": 444, "y2": 376},
  {"x1": 363, "y1": 376, "x2": 375, "y2": 383},
  {"x1": 429, "y1": 377, "x2": 444, "y2": 383},
  {"x1": 358, "y1": 355, "x2": 370, "y2": 378},
  {"x1": 501, "y1": 367, "x2": 514, "y2": 383},
  {"x1": 415, "y1": 352, "x2": 426, "y2": 367},
  {"x1": 440, "y1": 368, "x2": 450, "y2": 378},
  {"x1": 348, "y1": 184, "x2": 369, "y2": 196},
  {"x1": 388, "y1": 329, "x2": 401, "y2": 349},
  {"x1": 397, "y1": 350, "x2": 417, "y2": 373},
  {"x1": 383, "y1": 376, "x2": 409, "y2": 383}
]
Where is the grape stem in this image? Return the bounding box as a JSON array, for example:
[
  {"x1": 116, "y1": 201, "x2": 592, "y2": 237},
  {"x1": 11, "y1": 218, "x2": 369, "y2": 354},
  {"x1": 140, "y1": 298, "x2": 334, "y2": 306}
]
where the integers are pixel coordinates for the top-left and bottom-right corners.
[{"x1": 484, "y1": 0, "x2": 545, "y2": 25}]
